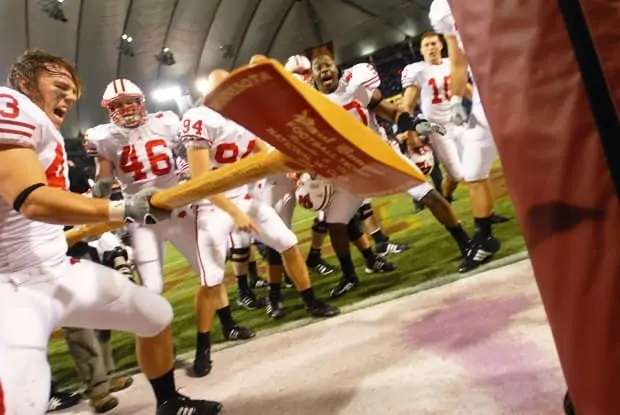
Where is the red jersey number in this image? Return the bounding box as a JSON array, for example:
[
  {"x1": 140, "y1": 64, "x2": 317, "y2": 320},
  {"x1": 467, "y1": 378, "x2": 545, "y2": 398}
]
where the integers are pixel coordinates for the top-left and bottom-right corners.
[
  {"x1": 119, "y1": 139, "x2": 172, "y2": 181},
  {"x1": 45, "y1": 143, "x2": 68, "y2": 189},
  {"x1": 428, "y1": 76, "x2": 451, "y2": 104},
  {"x1": 343, "y1": 100, "x2": 369, "y2": 126},
  {"x1": 213, "y1": 140, "x2": 256, "y2": 165}
]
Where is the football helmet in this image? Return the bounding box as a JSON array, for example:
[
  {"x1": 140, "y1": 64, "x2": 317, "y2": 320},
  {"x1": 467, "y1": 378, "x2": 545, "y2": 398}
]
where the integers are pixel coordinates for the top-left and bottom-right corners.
[
  {"x1": 295, "y1": 173, "x2": 334, "y2": 211},
  {"x1": 101, "y1": 79, "x2": 146, "y2": 128},
  {"x1": 407, "y1": 145, "x2": 435, "y2": 176},
  {"x1": 284, "y1": 55, "x2": 313, "y2": 85}
]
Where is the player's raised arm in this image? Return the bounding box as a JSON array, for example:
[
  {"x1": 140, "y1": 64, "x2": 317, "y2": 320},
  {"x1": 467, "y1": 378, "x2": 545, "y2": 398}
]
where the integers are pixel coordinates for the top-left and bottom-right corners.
[{"x1": 400, "y1": 64, "x2": 421, "y2": 114}]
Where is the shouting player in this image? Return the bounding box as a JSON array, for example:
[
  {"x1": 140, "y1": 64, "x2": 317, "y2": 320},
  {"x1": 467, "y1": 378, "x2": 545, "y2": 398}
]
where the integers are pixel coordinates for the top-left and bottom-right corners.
[
  {"x1": 85, "y1": 78, "x2": 254, "y2": 378},
  {"x1": 310, "y1": 53, "x2": 472, "y2": 292},
  {"x1": 429, "y1": 0, "x2": 502, "y2": 272},
  {"x1": 0, "y1": 50, "x2": 221, "y2": 414}
]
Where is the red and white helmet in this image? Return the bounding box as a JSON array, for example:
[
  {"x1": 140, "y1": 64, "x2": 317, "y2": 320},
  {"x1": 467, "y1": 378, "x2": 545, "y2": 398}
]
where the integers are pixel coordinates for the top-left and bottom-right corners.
[
  {"x1": 408, "y1": 145, "x2": 435, "y2": 176},
  {"x1": 284, "y1": 55, "x2": 313, "y2": 85},
  {"x1": 101, "y1": 79, "x2": 146, "y2": 128},
  {"x1": 295, "y1": 173, "x2": 334, "y2": 211}
]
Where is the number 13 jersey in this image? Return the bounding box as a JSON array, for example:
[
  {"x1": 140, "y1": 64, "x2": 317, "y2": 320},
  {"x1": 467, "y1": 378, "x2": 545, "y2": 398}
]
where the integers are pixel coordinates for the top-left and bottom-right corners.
[
  {"x1": 178, "y1": 105, "x2": 256, "y2": 205},
  {"x1": 401, "y1": 58, "x2": 452, "y2": 125},
  {"x1": 85, "y1": 111, "x2": 180, "y2": 196}
]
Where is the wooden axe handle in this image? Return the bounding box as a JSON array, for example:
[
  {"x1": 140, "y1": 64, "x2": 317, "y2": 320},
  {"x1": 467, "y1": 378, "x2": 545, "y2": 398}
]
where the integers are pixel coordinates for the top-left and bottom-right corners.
[{"x1": 65, "y1": 150, "x2": 294, "y2": 247}]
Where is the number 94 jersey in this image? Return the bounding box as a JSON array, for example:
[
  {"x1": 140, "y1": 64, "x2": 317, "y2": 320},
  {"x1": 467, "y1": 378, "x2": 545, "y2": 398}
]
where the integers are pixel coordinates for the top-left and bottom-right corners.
[
  {"x1": 85, "y1": 111, "x2": 180, "y2": 196},
  {"x1": 178, "y1": 105, "x2": 256, "y2": 203}
]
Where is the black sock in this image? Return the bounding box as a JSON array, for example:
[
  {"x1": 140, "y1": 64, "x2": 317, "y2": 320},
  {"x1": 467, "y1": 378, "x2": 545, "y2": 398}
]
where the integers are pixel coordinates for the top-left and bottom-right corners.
[
  {"x1": 360, "y1": 247, "x2": 376, "y2": 264},
  {"x1": 148, "y1": 369, "x2": 177, "y2": 406},
  {"x1": 268, "y1": 282, "x2": 282, "y2": 303},
  {"x1": 337, "y1": 254, "x2": 356, "y2": 277},
  {"x1": 248, "y1": 261, "x2": 258, "y2": 279},
  {"x1": 236, "y1": 274, "x2": 249, "y2": 291},
  {"x1": 306, "y1": 247, "x2": 321, "y2": 265},
  {"x1": 474, "y1": 216, "x2": 493, "y2": 238},
  {"x1": 217, "y1": 306, "x2": 235, "y2": 331},
  {"x1": 299, "y1": 287, "x2": 318, "y2": 307},
  {"x1": 196, "y1": 331, "x2": 211, "y2": 355},
  {"x1": 370, "y1": 229, "x2": 389, "y2": 245},
  {"x1": 447, "y1": 223, "x2": 471, "y2": 251}
]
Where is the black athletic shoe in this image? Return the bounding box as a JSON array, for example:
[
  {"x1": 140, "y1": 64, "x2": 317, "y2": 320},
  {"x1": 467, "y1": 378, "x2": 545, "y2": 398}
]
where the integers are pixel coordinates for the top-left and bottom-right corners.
[
  {"x1": 329, "y1": 275, "x2": 359, "y2": 299},
  {"x1": 307, "y1": 258, "x2": 338, "y2": 276},
  {"x1": 458, "y1": 235, "x2": 501, "y2": 273},
  {"x1": 192, "y1": 350, "x2": 212, "y2": 378},
  {"x1": 265, "y1": 297, "x2": 285, "y2": 319},
  {"x1": 47, "y1": 391, "x2": 82, "y2": 412},
  {"x1": 375, "y1": 241, "x2": 410, "y2": 257},
  {"x1": 237, "y1": 289, "x2": 265, "y2": 310},
  {"x1": 306, "y1": 300, "x2": 341, "y2": 318},
  {"x1": 364, "y1": 256, "x2": 397, "y2": 274},
  {"x1": 156, "y1": 393, "x2": 222, "y2": 415},
  {"x1": 223, "y1": 324, "x2": 256, "y2": 341}
]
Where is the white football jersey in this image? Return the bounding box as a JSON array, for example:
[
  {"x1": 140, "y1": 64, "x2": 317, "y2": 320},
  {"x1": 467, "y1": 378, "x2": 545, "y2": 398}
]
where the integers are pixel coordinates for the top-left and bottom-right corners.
[
  {"x1": 324, "y1": 63, "x2": 380, "y2": 127},
  {"x1": 179, "y1": 106, "x2": 256, "y2": 204},
  {"x1": 401, "y1": 59, "x2": 453, "y2": 124},
  {"x1": 85, "y1": 111, "x2": 180, "y2": 196},
  {"x1": 429, "y1": 0, "x2": 487, "y2": 126},
  {"x1": 0, "y1": 87, "x2": 70, "y2": 272}
]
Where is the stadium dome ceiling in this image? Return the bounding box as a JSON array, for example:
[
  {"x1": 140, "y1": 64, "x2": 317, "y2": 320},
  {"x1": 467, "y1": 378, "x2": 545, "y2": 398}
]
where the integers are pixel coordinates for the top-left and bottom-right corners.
[{"x1": 0, "y1": 0, "x2": 431, "y2": 138}]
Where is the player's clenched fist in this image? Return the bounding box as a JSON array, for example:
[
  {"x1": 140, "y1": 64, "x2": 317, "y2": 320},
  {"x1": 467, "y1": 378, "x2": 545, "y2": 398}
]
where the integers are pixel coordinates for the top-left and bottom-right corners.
[{"x1": 108, "y1": 188, "x2": 171, "y2": 224}]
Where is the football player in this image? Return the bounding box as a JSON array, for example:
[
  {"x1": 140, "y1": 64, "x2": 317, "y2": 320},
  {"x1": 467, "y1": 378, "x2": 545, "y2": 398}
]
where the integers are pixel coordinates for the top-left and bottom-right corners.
[
  {"x1": 429, "y1": 0, "x2": 502, "y2": 271},
  {"x1": 180, "y1": 70, "x2": 339, "y2": 340},
  {"x1": 310, "y1": 53, "x2": 472, "y2": 294},
  {"x1": 85, "y1": 78, "x2": 255, "y2": 379},
  {"x1": 0, "y1": 50, "x2": 221, "y2": 414}
]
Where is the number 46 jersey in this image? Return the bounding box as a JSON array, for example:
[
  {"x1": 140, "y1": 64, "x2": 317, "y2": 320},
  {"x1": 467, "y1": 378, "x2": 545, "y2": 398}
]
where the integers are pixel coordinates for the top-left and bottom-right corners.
[{"x1": 85, "y1": 111, "x2": 180, "y2": 196}]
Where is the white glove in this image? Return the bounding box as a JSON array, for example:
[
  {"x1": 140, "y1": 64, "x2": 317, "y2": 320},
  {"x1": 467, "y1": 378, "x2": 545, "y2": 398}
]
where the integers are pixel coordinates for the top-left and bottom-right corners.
[
  {"x1": 449, "y1": 96, "x2": 469, "y2": 126},
  {"x1": 108, "y1": 188, "x2": 171, "y2": 224},
  {"x1": 92, "y1": 178, "x2": 116, "y2": 198}
]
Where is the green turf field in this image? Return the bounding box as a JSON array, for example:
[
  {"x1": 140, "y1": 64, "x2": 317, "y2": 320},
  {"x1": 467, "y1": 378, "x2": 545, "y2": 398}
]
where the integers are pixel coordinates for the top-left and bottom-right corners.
[{"x1": 48, "y1": 169, "x2": 526, "y2": 386}]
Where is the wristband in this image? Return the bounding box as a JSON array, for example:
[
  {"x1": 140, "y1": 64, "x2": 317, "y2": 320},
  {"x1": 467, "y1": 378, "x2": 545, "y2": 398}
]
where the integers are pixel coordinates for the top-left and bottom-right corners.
[
  {"x1": 108, "y1": 200, "x2": 126, "y2": 222},
  {"x1": 450, "y1": 96, "x2": 463, "y2": 105},
  {"x1": 396, "y1": 112, "x2": 415, "y2": 134}
]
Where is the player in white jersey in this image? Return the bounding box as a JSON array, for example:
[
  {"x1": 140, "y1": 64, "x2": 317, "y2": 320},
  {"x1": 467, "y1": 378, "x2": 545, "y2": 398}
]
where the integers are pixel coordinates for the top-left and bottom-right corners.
[
  {"x1": 256, "y1": 54, "x2": 340, "y2": 279},
  {"x1": 401, "y1": 32, "x2": 465, "y2": 201},
  {"x1": 311, "y1": 54, "x2": 473, "y2": 288},
  {"x1": 0, "y1": 51, "x2": 221, "y2": 414},
  {"x1": 429, "y1": 0, "x2": 502, "y2": 272},
  {"x1": 87, "y1": 78, "x2": 256, "y2": 378},
  {"x1": 180, "y1": 69, "x2": 339, "y2": 358}
]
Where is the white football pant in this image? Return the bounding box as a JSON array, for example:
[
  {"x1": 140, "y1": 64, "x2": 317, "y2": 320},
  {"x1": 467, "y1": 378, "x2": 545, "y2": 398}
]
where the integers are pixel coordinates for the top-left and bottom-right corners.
[
  {"x1": 196, "y1": 197, "x2": 298, "y2": 287},
  {"x1": 130, "y1": 207, "x2": 201, "y2": 294},
  {"x1": 0, "y1": 258, "x2": 172, "y2": 414},
  {"x1": 429, "y1": 122, "x2": 466, "y2": 182},
  {"x1": 461, "y1": 116, "x2": 498, "y2": 182},
  {"x1": 261, "y1": 173, "x2": 296, "y2": 227}
]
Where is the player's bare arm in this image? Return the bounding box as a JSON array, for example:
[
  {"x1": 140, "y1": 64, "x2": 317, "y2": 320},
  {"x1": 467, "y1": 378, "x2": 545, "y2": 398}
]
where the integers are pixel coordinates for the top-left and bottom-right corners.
[
  {"x1": 187, "y1": 145, "x2": 258, "y2": 234},
  {"x1": 91, "y1": 156, "x2": 116, "y2": 198},
  {"x1": 401, "y1": 85, "x2": 420, "y2": 115},
  {"x1": 0, "y1": 144, "x2": 112, "y2": 224},
  {"x1": 464, "y1": 83, "x2": 474, "y2": 101},
  {"x1": 371, "y1": 90, "x2": 424, "y2": 149},
  {"x1": 445, "y1": 34, "x2": 468, "y2": 98}
]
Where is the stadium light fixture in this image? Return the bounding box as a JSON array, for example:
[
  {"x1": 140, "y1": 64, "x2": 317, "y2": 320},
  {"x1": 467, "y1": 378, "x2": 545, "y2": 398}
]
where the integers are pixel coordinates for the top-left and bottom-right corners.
[
  {"x1": 152, "y1": 85, "x2": 182, "y2": 103},
  {"x1": 195, "y1": 78, "x2": 210, "y2": 95}
]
